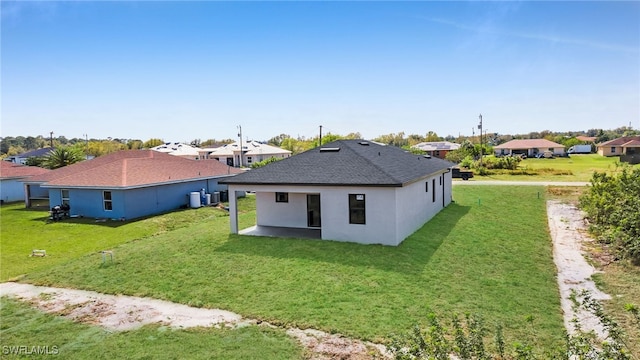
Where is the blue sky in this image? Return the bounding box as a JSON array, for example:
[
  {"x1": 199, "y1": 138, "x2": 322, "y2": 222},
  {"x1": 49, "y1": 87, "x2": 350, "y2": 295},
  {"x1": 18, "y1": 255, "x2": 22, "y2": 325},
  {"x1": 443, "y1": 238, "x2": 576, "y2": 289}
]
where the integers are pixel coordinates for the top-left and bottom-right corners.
[{"x1": 2, "y1": 1, "x2": 638, "y2": 142}]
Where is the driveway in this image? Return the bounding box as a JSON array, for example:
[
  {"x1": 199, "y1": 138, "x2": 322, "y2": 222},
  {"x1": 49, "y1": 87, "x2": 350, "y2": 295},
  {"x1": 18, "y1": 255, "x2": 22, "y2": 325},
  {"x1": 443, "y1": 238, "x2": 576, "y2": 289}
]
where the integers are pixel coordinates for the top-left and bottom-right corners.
[{"x1": 453, "y1": 180, "x2": 589, "y2": 186}]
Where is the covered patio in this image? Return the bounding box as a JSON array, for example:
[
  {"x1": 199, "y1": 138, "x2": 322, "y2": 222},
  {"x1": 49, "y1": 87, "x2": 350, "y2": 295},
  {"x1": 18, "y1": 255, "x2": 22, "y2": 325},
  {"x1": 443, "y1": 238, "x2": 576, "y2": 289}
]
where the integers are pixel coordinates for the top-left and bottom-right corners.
[{"x1": 239, "y1": 225, "x2": 321, "y2": 240}]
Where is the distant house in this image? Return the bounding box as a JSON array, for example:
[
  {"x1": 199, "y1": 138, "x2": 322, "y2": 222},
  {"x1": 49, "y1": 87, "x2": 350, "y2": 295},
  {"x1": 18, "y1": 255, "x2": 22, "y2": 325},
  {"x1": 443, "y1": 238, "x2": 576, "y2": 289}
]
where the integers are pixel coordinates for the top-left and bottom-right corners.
[
  {"x1": 596, "y1": 136, "x2": 640, "y2": 157},
  {"x1": 576, "y1": 135, "x2": 597, "y2": 143},
  {"x1": 150, "y1": 142, "x2": 201, "y2": 160},
  {"x1": 7, "y1": 147, "x2": 54, "y2": 165},
  {"x1": 0, "y1": 162, "x2": 50, "y2": 203},
  {"x1": 23, "y1": 150, "x2": 242, "y2": 219},
  {"x1": 493, "y1": 139, "x2": 565, "y2": 157},
  {"x1": 204, "y1": 141, "x2": 292, "y2": 167},
  {"x1": 220, "y1": 140, "x2": 455, "y2": 246},
  {"x1": 412, "y1": 141, "x2": 460, "y2": 159}
]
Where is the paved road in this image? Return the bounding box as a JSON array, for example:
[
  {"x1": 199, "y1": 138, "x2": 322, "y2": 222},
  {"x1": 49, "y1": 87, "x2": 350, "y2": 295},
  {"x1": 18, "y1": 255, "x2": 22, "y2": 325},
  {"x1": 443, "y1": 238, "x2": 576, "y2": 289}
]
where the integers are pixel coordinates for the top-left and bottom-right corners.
[{"x1": 452, "y1": 180, "x2": 589, "y2": 186}]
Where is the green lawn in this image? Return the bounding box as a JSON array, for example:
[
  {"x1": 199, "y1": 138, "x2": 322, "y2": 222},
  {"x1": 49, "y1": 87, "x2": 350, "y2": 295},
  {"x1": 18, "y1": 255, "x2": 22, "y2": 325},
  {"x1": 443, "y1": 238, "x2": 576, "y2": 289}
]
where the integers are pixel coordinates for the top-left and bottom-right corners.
[
  {"x1": 0, "y1": 297, "x2": 304, "y2": 360},
  {"x1": 9, "y1": 186, "x2": 565, "y2": 350},
  {"x1": 0, "y1": 201, "x2": 232, "y2": 281},
  {"x1": 476, "y1": 154, "x2": 637, "y2": 181}
]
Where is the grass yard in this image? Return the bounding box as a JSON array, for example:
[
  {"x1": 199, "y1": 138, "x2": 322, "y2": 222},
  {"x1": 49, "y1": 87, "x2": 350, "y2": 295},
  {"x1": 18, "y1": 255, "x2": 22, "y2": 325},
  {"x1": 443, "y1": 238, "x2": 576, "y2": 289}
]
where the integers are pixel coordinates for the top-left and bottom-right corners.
[
  {"x1": 0, "y1": 297, "x2": 304, "y2": 359},
  {"x1": 12, "y1": 186, "x2": 565, "y2": 350},
  {"x1": 476, "y1": 154, "x2": 637, "y2": 182},
  {"x1": 0, "y1": 201, "x2": 234, "y2": 282}
]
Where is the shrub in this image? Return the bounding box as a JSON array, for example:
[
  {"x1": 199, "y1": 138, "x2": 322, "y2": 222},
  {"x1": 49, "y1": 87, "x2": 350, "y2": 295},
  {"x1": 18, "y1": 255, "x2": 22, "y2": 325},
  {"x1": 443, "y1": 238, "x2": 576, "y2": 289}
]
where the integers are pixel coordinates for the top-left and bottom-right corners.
[
  {"x1": 250, "y1": 156, "x2": 283, "y2": 168},
  {"x1": 579, "y1": 166, "x2": 640, "y2": 264}
]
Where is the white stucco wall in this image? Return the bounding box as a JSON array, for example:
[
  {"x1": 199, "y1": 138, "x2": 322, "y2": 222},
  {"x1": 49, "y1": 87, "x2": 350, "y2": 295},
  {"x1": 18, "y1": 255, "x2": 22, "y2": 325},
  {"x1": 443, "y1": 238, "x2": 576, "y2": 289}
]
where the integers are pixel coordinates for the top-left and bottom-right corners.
[
  {"x1": 320, "y1": 186, "x2": 397, "y2": 245},
  {"x1": 256, "y1": 191, "x2": 309, "y2": 228},
  {"x1": 228, "y1": 173, "x2": 452, "y2": 246},
  {"x1": 394, "y1": 171, "x2": 452, "y2": 244}
]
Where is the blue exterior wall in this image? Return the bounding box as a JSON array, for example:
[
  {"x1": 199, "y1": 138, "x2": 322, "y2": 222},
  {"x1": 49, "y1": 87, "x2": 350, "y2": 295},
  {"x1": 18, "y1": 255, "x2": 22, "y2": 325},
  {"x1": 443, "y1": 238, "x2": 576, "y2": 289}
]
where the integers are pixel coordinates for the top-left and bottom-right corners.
[
  {"x1": 0, "y1": 179, "x2": 25, "y2": 203},
  {"x1": 29, "y1": 184, "x2": 49, "y2": 198},
  {"x1": 45, "y1": 178, "x2": 230, "y2": 219}
]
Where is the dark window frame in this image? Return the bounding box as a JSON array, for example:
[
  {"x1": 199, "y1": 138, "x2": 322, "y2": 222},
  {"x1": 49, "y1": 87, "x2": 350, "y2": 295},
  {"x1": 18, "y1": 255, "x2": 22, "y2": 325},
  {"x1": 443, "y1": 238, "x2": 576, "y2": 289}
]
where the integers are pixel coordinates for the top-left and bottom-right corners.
[
  {"x1": 61, "y1": 189, "x2": 70, "y2": 206},
  {"x1": 275, "y1": 192, "x2": 289, "y2": 203},
  {"x1": 103, "y1": 191, "x2": 113, "y2": 211},
  {"x1": 349, "y1": 194, "x2": 366, "y2": 224},
  {"x1": 432, "y1": 179, "x2": 436, "y2": 202}
]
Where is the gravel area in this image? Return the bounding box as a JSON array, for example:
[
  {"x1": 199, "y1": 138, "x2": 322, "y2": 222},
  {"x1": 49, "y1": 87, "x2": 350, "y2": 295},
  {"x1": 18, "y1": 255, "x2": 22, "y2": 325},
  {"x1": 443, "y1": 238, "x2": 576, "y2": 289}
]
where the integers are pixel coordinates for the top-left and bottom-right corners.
[{"x1": 547, "y1": 200, "x2": 610, "y2": 338}]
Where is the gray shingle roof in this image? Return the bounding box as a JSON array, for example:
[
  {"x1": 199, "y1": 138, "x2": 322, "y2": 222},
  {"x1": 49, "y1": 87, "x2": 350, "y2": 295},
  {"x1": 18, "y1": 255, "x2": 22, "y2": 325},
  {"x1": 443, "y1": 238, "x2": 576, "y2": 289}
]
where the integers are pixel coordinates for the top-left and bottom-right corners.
[{"x1": 220, "y1": 140, "x2": 455, "y2": 187}]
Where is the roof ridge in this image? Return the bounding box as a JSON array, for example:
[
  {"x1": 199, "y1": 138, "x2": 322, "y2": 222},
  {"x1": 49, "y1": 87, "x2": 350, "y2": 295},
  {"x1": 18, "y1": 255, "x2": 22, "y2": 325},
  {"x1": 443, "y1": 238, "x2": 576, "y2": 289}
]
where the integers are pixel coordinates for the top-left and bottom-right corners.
[
  {"x1": 340, "y1": 140, "x2": 406, "y2": 184},
  {"x1": 122, "y1": 158, "x2": 128, "y2": 186}
]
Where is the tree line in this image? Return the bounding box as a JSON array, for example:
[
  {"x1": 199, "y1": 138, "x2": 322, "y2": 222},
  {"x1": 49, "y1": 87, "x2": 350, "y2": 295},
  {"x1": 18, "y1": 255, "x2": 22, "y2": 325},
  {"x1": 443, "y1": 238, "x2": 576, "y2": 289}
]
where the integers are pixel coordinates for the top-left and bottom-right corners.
[{"x1": 2, "y1": 126, "x2": 637, "y2": 159}]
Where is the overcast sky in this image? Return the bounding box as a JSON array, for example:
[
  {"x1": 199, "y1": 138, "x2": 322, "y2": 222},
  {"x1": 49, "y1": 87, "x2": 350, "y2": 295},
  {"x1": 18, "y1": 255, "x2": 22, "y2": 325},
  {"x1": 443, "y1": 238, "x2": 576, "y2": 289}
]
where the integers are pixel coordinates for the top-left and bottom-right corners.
[{"x1": 2, "y1": 1, "x2": 638, "y2": 142}]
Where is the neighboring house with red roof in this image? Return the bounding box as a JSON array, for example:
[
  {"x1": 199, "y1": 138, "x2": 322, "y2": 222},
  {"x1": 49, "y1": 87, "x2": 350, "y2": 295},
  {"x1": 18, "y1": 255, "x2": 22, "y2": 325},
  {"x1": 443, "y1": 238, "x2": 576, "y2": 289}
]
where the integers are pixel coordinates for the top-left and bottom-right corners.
[
  {"x1": 576, "y1": 135, "x2": 597, "y2": 143},
  {"x1": 493, "y1": 139, "x2": 565, "y2": 157},
  {"x1": 23, "y1": 150, "x2": 242, "y2": 219},
  {"x1": 596, "y1": 135, "x2": 640, "y2": 157},
  {"x1": 412, "y1": 141, "x2": 460, "y2": 159},
  {"x1": 0, "y1": 162, "x2": 50, "y2": 203}
]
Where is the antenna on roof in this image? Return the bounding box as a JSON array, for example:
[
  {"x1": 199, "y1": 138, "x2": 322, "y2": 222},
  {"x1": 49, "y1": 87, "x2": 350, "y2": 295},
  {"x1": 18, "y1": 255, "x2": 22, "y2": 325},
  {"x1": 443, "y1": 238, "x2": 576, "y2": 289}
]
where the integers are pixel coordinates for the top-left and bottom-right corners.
[{"x1": 319, "y1": 125, "x2": 323, "y2": 147}]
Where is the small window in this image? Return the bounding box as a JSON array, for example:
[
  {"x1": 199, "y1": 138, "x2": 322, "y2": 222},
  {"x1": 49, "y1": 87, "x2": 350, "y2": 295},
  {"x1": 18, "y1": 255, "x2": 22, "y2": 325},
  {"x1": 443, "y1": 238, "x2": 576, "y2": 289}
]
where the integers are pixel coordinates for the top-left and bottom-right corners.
[
  {"x1": 246, "y1": 156, "x2": 252, "y2": 164},
  {"x1": 425, "y1": 181, "x2": 429, "y2": 192},
  {"x1": 439, "y1": 176, "x2": 442, "y2": 185},
  {"x1": 103, "y1": 191, "x2": 113, "y2": 211},
  {"x1": 275, "y1": 192, "x2": 288, "y2": 203},
  {"x1": 432, "y1": 179, "x2": 436, "y2": 202},
  {"x1": 349, "y1": 194, "x2": 366, "y2": 224},
  {"x1": 61, "y1": 189, "x2": 70, "y2": 205},
  {"x1": 611, "y1": 147, "x2": 616, "y2": 153}
]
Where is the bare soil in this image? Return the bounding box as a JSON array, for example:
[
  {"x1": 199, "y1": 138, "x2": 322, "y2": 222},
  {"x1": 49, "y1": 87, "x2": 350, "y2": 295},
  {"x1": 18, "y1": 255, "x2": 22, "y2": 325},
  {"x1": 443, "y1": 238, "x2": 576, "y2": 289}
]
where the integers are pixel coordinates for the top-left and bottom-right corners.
[
  {"x1": 0, "y1": 282, "x2": 389, "y2": 359},
  {"x1": 547, "y1": 200, "x2": 610, "y2": 338}
]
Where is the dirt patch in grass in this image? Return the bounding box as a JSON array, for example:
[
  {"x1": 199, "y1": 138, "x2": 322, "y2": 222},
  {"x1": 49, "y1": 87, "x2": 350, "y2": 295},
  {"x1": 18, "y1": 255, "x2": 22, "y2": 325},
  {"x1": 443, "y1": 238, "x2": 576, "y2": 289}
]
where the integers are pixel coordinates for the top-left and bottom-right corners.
[
  {"x1": 547, "y1": 200, "x2": 610, "y2": 338},
  {"x1": 0, "y1": 282, "x2": 390, "y2": 359}
]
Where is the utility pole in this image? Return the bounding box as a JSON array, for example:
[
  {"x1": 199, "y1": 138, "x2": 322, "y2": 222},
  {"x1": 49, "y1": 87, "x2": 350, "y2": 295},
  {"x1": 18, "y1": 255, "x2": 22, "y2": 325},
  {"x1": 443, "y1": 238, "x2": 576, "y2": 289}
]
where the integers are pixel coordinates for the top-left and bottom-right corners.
[
  {"x1": 237, "y1": 125, "x2": 243, "y2": 167},
  {"x1": 319, "y1": 125, "x2": 323, "y2": 147},
  {"x1": 478, "y1": 114, "x2": 483, "y2": 167},
  {"x1": 49, "y1": 131, "x2": 54, "y2": 148},
  {"x1": 83, "y1": 133, "x2": 89, "y2": 159}
]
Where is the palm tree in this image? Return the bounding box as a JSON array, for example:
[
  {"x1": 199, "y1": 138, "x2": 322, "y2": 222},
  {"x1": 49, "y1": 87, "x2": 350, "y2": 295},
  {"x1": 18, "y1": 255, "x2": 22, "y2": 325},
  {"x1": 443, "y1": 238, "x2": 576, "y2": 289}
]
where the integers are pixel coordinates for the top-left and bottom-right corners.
[{"x1": 43, "y1": 147, "x2": 85, "y2": 169}]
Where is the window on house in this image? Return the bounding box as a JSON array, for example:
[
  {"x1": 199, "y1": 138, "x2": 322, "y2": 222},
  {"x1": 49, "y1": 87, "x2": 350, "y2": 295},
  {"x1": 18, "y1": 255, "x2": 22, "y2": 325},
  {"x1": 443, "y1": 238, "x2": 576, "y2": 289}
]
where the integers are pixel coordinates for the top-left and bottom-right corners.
[
  {"x1": 349, "y1": 194, "x2": 366, "y2": 224},
  {"x1": 611, "y1": 147, "x2": 616, "y2": 153},
  {"x1": 247, "y1": 156, "x2": 252, "y2": 164},
  {"x1": 432, "y1": 179, "x2": 436, "y2": 202},
  {"x1": 275, "y1": 192, "x2": 289, "y2": 203},
  {"x1": 103, "y1": 191, "x2": 113, "y2": 211},
  {"x1": 61, "y1": 189, "x2": 70, "y2": 205},
  {"x1": 425, "y1": 181, "x2": 429, "y2": 192},
  {"x1": 439, "y1": 176, "x2": 442, "y2": 185}
]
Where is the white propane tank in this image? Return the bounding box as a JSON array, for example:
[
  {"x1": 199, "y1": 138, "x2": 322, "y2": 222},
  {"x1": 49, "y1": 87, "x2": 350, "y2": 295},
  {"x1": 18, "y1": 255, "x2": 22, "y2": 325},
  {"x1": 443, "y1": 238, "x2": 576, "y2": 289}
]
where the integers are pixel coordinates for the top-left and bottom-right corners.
[{"x1": 189, "y1": 192, "x2": 201, "y2": 208}]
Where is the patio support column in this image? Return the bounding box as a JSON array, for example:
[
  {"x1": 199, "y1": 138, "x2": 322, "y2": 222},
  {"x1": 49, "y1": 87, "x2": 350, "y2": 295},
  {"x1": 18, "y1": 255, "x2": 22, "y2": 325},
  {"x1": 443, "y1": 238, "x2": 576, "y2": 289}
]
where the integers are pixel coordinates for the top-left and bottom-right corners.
[{"x1": 228, "y1": 187, "x2": 238, "y2": 234}]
